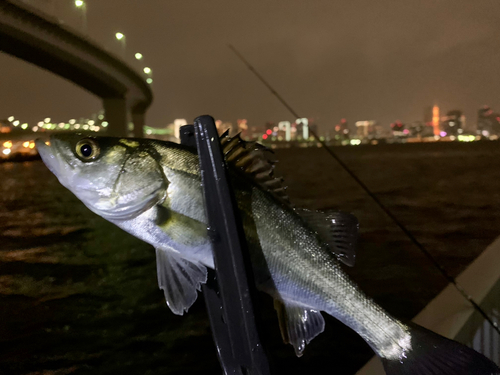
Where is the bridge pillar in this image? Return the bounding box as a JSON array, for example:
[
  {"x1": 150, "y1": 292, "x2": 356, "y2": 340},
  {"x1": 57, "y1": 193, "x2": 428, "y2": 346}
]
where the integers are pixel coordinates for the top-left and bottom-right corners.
[
  {"x1": 131, "y1": 110, "x2": 145, "y2": 138},
  {"x1": 103, "y1": 98, "x2": 127, "y2": 137}
]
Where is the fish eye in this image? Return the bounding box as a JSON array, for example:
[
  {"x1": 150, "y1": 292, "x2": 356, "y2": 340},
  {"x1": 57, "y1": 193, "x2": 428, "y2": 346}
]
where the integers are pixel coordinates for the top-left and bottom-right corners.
[{"x1": 75, "y1": 138, "x2": 100, "y2": 161}]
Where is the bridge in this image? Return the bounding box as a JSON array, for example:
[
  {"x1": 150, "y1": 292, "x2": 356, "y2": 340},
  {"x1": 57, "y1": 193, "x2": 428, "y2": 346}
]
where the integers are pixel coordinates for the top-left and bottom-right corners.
[{"x1": 0, "y1": 0, "x2": 153, "y2": 137}]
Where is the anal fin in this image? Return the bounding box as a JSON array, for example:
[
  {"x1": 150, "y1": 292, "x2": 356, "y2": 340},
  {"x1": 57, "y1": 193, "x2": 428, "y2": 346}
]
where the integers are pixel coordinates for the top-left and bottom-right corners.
[
  {"x1": 274, "y1": 299, "x2": 325, "y2": 357},
  {"x1": 156, "y1": 247, "x2": 207, "y2": 315}
]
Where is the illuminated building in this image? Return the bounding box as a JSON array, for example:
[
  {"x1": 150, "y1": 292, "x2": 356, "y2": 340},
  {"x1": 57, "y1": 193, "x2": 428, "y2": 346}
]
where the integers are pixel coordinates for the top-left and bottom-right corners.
[
  {"x1": 442, "y1": 110, "x2": 464, "y2": 137},
  {"x1": 355, "y1": 120, "x2": 378, "y2": 139},
  {"x1": 295, "y1": 118, "x2": 309, "y2": 140},
  {"x1": 269, "y1": 118, "x2": 313, "y2": 142},
  {"x1": 333, "y1": 118, "x2": 350, "y2": 141},
  {"x1": 390, "y1": 120, "x2": 408, "y2": 138},
  {"x1": 174, "y1": 119, "x2": 187, "y2": 139},
  {"x1": 432, "y1": 105, "x2": 440, "y2": 135},
  {"x1": 477, "y1": 105, "x2": 500, "y2": 137},
  {"x1": 409, "y1": 121, "x2": 434, "y2": 138},
  {"x1": 237, "y1": 119, "x2": 249, "y2": 139},
  {"x1": 278, "y1": 121, "x2": 291, "y2": 141}
]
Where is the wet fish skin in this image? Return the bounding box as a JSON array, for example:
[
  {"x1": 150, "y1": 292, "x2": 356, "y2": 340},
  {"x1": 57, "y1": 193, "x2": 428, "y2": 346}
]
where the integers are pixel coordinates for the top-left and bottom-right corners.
[{"x1": 35, "y1": 134, "x2": 500, "y2": 375}]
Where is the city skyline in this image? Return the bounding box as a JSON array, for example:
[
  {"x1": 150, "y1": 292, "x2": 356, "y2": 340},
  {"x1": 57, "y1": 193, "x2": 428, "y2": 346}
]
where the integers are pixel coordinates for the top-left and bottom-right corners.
[{"x1": 2, "y1": 1, "x2": 500, "y2": 133}]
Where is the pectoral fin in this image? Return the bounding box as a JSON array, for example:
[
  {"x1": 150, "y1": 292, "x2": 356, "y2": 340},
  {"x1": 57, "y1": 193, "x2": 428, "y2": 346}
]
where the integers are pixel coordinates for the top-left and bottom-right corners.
[
  {"x1": 297, "y1": 209, "x2": 358, "y2": 266},
  {"x1": 274, "y1": 299, "x2": 325, "y2": 357},
  {"x1": 156, "y1": 247, "x2": 207, "y2": 315}
]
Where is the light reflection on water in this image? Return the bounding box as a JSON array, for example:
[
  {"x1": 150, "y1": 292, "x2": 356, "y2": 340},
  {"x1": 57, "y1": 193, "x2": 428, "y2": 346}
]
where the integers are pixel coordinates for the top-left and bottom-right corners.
[{"x1": 1, "y1": 141, "x2": 500, "y2": 374}]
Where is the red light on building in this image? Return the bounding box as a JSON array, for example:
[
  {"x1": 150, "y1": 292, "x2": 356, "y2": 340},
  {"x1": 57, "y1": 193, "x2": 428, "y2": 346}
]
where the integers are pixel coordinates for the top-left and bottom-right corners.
[
  {"x1": 341, "y1": 118, "x2": 346, "y2": 123},
  {"x1": 262, "y1": 134, "x2": 268, "y2": 140},
  {"x1": 432, "y1": 105, "x2": 440, "y2": 135},
  {"x1": 266, "y1": 129, "x2": 272, "y2": 135}
]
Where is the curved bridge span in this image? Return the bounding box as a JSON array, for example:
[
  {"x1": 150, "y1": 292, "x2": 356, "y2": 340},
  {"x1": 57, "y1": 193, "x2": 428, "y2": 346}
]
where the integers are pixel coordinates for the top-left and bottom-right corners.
[{"x1": 0, "y1": 0, "x2": 153, "y2": 137}]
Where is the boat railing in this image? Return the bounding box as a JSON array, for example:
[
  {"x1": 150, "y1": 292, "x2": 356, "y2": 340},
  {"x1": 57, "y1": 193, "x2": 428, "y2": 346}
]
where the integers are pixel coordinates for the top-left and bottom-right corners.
[
  {"x1": 357, "y1": 235, "x2": 500, "y2": 374},
  {"x1": 455, "y1": 266, "x2": 500, "y2": 365}
]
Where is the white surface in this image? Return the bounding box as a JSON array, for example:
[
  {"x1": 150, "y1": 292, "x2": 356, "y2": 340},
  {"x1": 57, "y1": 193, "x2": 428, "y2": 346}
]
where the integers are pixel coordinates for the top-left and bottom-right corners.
[{"x1": 356, "y1": 235, "x2": 500, "y2": 374}]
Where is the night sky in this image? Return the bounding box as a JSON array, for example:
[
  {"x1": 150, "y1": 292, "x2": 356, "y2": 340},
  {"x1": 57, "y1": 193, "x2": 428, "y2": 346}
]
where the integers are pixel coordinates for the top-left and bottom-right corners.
[{"x1": 2, "y1": 0, "x2": 500, "y2": 132}]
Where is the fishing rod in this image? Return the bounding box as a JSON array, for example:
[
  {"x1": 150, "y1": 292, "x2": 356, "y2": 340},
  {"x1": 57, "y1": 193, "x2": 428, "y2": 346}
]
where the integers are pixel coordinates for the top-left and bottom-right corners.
[{"x1": 228, "y1": 44, "x2": 500, "y2": 336}]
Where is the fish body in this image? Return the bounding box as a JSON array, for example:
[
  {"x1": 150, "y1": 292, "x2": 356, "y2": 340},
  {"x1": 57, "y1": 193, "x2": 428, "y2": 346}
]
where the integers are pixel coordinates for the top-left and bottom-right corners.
[{"x1": 36, "y1": 134, "x2": 499, "y2": 375}]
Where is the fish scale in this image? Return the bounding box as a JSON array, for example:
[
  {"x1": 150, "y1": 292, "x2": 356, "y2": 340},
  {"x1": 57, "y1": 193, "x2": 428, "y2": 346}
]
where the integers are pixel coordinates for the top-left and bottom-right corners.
[{"x1": 248, "y1": 186, "x2": 409, "y2": 357}]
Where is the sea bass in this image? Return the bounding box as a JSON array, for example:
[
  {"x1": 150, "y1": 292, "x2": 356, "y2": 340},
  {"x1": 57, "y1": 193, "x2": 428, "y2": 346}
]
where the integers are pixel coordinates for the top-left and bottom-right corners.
[{"x1": 36, "y1": 134, "x2": 499, "y2": 375}]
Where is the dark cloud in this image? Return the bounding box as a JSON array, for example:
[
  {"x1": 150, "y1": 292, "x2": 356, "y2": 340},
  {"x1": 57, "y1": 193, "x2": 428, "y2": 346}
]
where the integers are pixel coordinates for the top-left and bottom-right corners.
[{"x1": 2, "y1": 0, "x2": 500, "y2": 132}]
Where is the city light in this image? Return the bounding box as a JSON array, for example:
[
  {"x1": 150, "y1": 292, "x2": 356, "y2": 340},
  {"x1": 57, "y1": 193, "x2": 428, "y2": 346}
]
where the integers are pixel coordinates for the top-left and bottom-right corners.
[
  {"x1": 2, "y1": 106, "x2": 493, "y2": 154},
  {"x1": 146, "y1": 78, "x2": 153, "y2": 84},
  {"x1": 115, "y1": 33, "x2": 126, "y2": 58},
  {"x1": 296, "y1": 118, "x2": 309, "y2": 139},
  {"x1": 2, "y1": 149, "x2": 11, "y2": 156},
  {"x1": 458, "y1": 135, "x2": 476, "y2": 142},
  {"x1": 432, "y1": 105, "x2": 440, "y2": 135},
  {"x1": 74, "y1": 0, "x2": 87, "y2": 32},
  {"x1": 143, "y1": 67, "x2": 152, "y2": 74},
  {"x1": 278, "y1": 121, "x2": 291, "y2": 141},
  {"x1": 135, "y1": 53, "x2": 143, "y2": 60}
]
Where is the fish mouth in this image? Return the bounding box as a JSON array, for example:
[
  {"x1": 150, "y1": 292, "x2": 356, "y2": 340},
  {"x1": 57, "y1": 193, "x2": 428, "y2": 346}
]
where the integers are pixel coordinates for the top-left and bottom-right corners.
[
  {"x1": 35, "y1": 137, "x2": 76, "y2": 190},
  {"x1": 35, "y1": 138, "x2": 62, "y2": 178}
]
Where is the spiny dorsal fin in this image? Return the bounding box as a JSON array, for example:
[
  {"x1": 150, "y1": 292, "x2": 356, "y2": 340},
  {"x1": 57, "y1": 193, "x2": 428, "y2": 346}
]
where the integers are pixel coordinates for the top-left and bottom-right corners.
[
  {"x1": 220, "y1": 132, "x2": 290, "y2": 205},
  {"x1": 296, "y1": 209, "x2": 359, "y2": 267}
]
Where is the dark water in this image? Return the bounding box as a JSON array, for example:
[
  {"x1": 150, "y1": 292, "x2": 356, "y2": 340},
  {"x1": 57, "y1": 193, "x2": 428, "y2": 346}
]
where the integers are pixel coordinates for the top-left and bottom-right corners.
[{"x1": 1, "y1": 141, "x2": 500, "y2": 375}]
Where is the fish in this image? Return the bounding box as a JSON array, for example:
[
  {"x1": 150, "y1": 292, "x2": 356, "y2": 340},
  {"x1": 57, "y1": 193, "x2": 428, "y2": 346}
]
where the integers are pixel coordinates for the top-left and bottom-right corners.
[{"x1": 35, "y1": 133, "x2": 499, "y2": 375}]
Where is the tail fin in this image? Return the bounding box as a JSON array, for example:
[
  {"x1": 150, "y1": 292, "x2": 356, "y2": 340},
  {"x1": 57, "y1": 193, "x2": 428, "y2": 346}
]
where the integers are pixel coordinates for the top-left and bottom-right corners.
[{"x1": 382, "y1": 323, "x2": 499, "y2": 375}]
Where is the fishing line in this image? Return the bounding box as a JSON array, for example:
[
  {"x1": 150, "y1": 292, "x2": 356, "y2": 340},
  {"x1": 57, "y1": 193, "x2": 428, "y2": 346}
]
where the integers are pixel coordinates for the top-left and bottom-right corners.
[{"x1": 228, "y1": 44, "x2": 500, "y2": 336}]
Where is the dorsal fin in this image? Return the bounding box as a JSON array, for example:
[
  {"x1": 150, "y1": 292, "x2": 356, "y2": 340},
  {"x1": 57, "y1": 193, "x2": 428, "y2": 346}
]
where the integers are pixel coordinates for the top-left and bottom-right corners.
[
  {"x1": 296, "y1": 209, "x2": 359, "y2": 267},
  {"x1": 220, "y1": 132, "x2": 290, "y2": 205}
]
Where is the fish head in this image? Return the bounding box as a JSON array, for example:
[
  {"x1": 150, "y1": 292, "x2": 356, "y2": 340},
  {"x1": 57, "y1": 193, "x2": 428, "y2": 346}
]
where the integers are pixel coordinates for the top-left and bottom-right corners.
[{"x1": 36, "y1": 134, "x2": 167, "y2": 221}]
